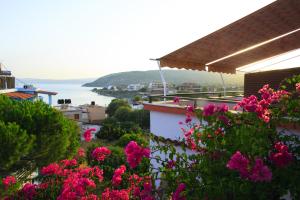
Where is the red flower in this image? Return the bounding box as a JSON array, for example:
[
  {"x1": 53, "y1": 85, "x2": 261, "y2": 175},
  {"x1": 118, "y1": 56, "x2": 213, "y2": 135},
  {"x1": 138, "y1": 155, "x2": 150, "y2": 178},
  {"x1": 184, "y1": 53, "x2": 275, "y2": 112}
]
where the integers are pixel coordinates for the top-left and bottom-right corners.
[
  {"x1": 83, "y1": 128, "x2": 96, "y2": 142},
  {"x1": 270, "y1": 142, "x2": 293, "y2": 168},
  {"x1": 41, "y1": 163, "x2": 61, "y2": 176},
  {"x1": 249, "y1": 159, "x2": 272, "y2": 182},
  {"x1": 92, "y1": 147, "x2": 111, "y2": 162},
  {"x1": 172, "y1": 183, "x2": 186, "y2": 200},
  {"x1": 173, "y1": 96, "x2": 180, "y2": 104},
  {"x1": 125, "y1": 141, "x2": 150, "y2": 168},
  {"x1": 112, "y1": 165, "x2": 126, "y2": 186},
  {"x1": 227, "y1": 151, "x2": 249, "y2": 178},
  {"x1": 22, "y1": 183, "x2": 37, "y2": 200},
  {"x1": 2, "y1": 176, "x2": 16, "y2": 189}
]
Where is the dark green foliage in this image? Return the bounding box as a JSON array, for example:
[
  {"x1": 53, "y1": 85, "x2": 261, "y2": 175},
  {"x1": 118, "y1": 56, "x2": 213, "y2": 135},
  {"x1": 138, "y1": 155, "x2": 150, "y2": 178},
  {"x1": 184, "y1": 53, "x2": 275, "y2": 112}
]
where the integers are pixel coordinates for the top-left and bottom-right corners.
[
  {"x1": 0, "y1": 95, "x2": 80, "y2": 175},
  {"x1": 130, "y1": 109, "x2": 150, "y2": 129},
  {"x1": 0, "y1": 121, "x2": 35, "y2": 170},
  {"x1": 114, "y1": 106, "x2": 132, "y2": 122},
  {"x1": 97, "y1": 118, "x2": 142, "y2": 141},
  {"x1": 105, "y1": 99, "x2": 130, "y2": 117},
  {"x1": 117, "y1": 133, "x2": 148, "y2": 147}
]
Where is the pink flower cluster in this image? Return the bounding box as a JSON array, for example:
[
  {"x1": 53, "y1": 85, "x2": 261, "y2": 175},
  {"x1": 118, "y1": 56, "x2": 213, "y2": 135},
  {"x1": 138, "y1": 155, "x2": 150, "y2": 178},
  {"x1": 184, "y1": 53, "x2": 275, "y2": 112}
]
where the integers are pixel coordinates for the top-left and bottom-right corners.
[
  {"x1": 77, "y1": 147, "x2": 86, "y2": 157},
  {"x1": 203, "y1": 103, "x2": 228, "y2": 117},
  {"x1": 234, "y1": 84, "x2": 288, "y2": 122},
  {"x1": 60, "y1": 159, "x2": 77, "y2": 168},
  {"x1": 227, "y1": 151, "x2": 272, "y2": 182},
  {"x1": 83, "y1": 128, "x2": 96, "y2": 142},
  {"x1": 41, "y1": 163, "x2": 61, "y2": 176},
  {"x1": 101, "y1": 188, "x2": 129, "y2": 200},
  {"x1": 22, "y1": 183, "x2": 37, "y2": 200},
  {"x1": 125, "y1": 141, "x2": 150, "y2": 168},
  {"x1": 296, "y1": 83, "x2": 300, "y2": 93},
  {"x1": 172, "y1": 183, "x2": 186, "y2": 200},
  {"x1": 270, "y1": 142, "x2": 293, "y2": 168},
  {"x1": 173, "y1": 96, "x2": 180, "y2": 104},
  {"x1": 112, "y1": 165, "x2": 126, "y2": 186},
  {"x1": 91, "y1": 147, "x2": 111, "y2": 162},
  {"x1": 2, "y1": 176, "x2": 16, "y2": 189}
]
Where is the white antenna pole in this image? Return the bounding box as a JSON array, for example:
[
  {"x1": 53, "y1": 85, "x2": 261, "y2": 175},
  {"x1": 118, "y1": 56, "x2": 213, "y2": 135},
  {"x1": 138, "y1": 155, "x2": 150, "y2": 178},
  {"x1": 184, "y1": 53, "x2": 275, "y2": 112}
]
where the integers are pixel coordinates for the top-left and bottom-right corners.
[{"x1": 150, "y1": 59, "x2": 167, "y2": 100}]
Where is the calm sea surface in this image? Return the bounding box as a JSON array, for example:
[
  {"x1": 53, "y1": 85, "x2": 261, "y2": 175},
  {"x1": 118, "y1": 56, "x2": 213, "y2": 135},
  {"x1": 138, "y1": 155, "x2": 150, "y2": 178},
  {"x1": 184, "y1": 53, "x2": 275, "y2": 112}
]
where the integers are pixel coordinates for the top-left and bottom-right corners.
[{"x1": 30, "y1": 83, "x2": 114, "y2": 106}]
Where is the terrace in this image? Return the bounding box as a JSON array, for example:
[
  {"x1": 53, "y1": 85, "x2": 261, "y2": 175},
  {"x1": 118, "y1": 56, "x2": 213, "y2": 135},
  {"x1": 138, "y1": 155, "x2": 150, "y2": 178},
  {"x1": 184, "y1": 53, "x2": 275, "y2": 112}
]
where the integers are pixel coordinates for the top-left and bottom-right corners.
[{"x1": 144, "y1": 0, "x2": 300, "y2": 139}]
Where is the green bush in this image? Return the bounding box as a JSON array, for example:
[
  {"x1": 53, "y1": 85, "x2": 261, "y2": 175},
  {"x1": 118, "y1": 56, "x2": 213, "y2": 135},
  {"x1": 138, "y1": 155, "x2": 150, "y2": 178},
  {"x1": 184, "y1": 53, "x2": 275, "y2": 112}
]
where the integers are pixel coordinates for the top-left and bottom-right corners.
[
  {"x1": 117, "y1": 133, "x2": 148, "y2": 147},
  {"x1": 0, "y1": 95, "x2": 80, "y2": 175},
  {"x1": 0, "y1": 121, "x2": 35, "y2": 170},
  {"x1": 106, "y1": 99, "x2": 130, "y2": 117},
  {"x1": 114, "y1": 106, "x2": 132, "y2": 122}
]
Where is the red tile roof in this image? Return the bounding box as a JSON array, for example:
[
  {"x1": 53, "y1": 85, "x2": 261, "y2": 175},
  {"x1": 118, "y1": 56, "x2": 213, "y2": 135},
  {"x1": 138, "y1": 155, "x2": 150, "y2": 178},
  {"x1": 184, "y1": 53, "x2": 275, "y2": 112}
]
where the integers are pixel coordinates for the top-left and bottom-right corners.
[{"x1": 4, "y1": 92, "x2": 35, "y2": 99}]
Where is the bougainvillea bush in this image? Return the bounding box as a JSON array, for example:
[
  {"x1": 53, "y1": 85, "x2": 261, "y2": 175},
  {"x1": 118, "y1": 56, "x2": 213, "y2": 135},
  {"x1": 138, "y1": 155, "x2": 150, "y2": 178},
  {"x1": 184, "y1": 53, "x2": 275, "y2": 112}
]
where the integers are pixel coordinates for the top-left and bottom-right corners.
[{"x1": 1, "y1": 78, "x2": 300, "y2": 199}]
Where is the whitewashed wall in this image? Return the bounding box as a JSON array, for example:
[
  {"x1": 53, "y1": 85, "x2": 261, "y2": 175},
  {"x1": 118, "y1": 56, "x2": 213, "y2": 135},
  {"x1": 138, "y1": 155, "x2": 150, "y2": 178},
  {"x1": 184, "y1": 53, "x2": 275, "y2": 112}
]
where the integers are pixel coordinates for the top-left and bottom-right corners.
[{"x1": 150, "y1": 111, "x2": 199, "y2": 140}]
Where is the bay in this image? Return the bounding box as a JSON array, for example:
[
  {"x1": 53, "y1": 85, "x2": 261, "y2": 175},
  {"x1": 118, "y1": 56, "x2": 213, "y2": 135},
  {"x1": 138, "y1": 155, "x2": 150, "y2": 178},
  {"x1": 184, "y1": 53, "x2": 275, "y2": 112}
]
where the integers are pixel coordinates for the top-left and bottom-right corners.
[{"x1": 26, "y1": 83, "x2": 114, "y2": 107}]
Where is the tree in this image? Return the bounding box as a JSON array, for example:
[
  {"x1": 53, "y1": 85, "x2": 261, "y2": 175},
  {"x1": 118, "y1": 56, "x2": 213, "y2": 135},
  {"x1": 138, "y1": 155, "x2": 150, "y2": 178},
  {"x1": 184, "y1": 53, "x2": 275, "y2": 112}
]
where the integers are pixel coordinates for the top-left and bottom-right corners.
[
  {"x1": 106, "y1": 99, "x2": 130, "y2": 117},
  {"x1": 114, "y1": 106, "x2": 132, "y2": 122},
  {"x1": 0, "y1": 95, "x2": 80, "y2": 177}
]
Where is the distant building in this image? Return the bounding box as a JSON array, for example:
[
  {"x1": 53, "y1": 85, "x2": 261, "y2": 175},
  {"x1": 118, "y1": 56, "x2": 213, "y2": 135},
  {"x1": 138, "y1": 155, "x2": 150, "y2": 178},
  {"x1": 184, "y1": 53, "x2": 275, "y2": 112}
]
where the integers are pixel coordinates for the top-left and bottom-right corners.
[
  {"x1": 127, "y1": 84, "x2": 144, "y2": 91},
  {"x1": 148, "y1": 81, "x2": 169, "y2": 94},
  {"x1": 107, "y1": 85, "x2": 118, "y2": 91},
  {"x1": 177, "y1": 82, "x2": 201, "y2": 92},
  {"x1": 0, "y1": 64, "x2": 57, "y2": 105}
]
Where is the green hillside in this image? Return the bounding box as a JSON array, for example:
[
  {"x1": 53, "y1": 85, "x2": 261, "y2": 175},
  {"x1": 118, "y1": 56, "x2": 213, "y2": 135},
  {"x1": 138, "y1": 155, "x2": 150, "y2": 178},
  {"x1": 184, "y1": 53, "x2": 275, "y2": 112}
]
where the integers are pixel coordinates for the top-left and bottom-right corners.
[{"x1": 83, "y1": 70, "x2": 244, "y2": 87}]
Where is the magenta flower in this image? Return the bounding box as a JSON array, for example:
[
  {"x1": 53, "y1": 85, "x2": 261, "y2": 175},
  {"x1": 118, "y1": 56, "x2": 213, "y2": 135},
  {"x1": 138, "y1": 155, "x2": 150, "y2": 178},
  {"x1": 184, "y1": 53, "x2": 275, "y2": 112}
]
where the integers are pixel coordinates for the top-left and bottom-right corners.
[
  {"x1": 270, "y1": 142, "x2": 293, "y2": 168},
  {"x1": 83, "y1": 128, "x2": 96, "y2": 142},
  {"x1": 112, "y1": 165, "x2": 126, "y2": 186},
  {"x1": 186, "y1": 105, "x2": 195, "y2": 113},
  {"x1": 203, "y1": 103, "x2": 216, "y2": 116},
  {"x1": 296, "y1": 83, "x2": 300, "y2": 93},
  {"x1": 92, "y1": 147, "x2": 111, "y2": 162},
  {"x1": 125, "y1": 141, "x2": 150, "y2": 168},
  {"x1": 185, "y1": 114, "x2": 192, "y2": 123},
  {"x1": 2, "y1": 176, "x2": 16, "y2": 189},
  {"x1": 249, "y1": 159, "x2": 272, "y2": 182},
  {"x1": 173, "y1": 96, "x2": 180, "y2": 104},
  {"x1": 227, "y1": 151, "x2": 249, "y2": 178},
  {"x1": 22, "y1": 183, "x2": 37, "y2": 200},
  {"x1": 172, "y1": 183, "x2": 186, "y2": 200},
  {"x1": 41, "y1": 163, "x2": 61, "y2": 176}
]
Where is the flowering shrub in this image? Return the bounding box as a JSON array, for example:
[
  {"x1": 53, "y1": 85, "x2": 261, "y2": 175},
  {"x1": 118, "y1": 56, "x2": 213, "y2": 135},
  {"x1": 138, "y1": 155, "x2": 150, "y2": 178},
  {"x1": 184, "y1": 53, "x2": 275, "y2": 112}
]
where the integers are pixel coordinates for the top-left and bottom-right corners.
[{"x1": 1, "y1": 81, "x2": 300, "y2": 199}]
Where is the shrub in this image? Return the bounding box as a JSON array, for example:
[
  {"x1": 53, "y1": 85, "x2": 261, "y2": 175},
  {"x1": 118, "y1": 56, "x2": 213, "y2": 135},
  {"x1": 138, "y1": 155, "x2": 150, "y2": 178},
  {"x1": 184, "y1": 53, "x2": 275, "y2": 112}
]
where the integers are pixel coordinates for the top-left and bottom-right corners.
[
  {"x1": 0, "y1": 95, "x2": 80, "y2": 176},
  {"x1": 117, "y1": 133, "x2": 148, "y2": 147},
  {"x1": 106, "y1": 99, "x2": 130, "y2": 117},
  {"x1": 114, "y1": 106, "x2": 132, "y2": 122}
]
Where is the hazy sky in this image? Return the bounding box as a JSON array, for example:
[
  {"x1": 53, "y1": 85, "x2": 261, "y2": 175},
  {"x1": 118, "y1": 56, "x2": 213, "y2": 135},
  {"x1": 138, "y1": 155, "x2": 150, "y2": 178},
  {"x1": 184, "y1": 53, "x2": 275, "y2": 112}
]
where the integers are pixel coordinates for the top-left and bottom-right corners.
[{"x1": 0, "y1": 0, "x2": 279, "y2": 79}]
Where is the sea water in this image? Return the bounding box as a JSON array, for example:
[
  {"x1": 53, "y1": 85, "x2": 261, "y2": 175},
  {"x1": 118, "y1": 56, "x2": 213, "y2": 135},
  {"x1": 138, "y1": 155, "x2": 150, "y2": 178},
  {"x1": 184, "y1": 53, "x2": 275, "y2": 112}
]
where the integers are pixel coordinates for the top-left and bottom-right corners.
[{"x1": 28, "y1": 83, "x2": 114, "y2": 106}]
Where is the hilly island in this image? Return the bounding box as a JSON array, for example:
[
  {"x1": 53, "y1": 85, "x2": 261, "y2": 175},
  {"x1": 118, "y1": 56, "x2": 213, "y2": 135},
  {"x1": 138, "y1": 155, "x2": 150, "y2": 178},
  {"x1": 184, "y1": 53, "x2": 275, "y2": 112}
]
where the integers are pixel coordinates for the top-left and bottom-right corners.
[{"x1": 83, "y1": 70, "x2": 244, "y2": 87}]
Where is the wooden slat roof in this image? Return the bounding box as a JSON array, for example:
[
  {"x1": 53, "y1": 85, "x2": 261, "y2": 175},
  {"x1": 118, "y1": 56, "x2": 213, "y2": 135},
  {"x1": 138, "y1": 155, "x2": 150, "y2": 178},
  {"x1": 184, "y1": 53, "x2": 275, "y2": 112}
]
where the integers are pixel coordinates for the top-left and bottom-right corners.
[
  {"x1": 159, "y1": 0, "x2": 300, "y2": 73},
  {"x1": 4, "y1": 92, "x2": 35, "y2": 99}
]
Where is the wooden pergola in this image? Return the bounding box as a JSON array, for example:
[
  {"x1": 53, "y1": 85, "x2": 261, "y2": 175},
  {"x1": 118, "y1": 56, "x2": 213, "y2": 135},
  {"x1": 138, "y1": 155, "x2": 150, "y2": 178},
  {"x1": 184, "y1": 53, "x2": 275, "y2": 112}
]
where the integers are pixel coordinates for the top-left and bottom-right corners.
[{"x1": 153, "y1": 0, "x2": 300, "y2": 96}]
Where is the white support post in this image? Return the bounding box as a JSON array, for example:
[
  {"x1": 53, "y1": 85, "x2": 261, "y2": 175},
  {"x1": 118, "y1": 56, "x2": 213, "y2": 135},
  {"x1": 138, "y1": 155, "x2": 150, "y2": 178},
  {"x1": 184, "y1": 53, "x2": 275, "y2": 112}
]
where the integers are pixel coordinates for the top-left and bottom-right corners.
[
  {"x1": 219, "y1": 73, "x2": 226, "y2": 97},
  {"x1": 48, "y1": 95, "x2": 53, "y2": 106},
  {"x1": 156, "y1": 60, "x2": 167, "y2": 99}
]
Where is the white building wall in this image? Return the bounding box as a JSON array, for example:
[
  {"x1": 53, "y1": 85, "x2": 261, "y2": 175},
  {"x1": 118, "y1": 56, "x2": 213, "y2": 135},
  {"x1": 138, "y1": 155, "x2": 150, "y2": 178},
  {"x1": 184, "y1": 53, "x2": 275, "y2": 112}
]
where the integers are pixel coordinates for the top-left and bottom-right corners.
[{"x1": 150, "y1": 111, "x2": 199, "y2": 140}]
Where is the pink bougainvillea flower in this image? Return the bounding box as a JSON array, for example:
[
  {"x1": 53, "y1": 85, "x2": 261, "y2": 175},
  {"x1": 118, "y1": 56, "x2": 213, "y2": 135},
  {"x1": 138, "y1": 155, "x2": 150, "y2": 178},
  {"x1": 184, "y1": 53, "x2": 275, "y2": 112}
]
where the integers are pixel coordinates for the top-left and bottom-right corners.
[
  {"x1": 227, "y1": 151, "x2": 249, "y2": 178},
  {"x1": 249, "y1": 158, "x2": 272, "y2": 182},
  {"x1": 203, "y1": 103, "x2": 216, "y2": 116},
  {"x1": 125, "y1": 141, "x2": 150, "y2": 168},
  {"x1": 186, "y1": 105, "x2": 195, "y2": 113},
  {"x1": 270, "y1": 142, "x2": 293, "y2": 168},
  {"x1": 2, "y1": 176, "x2": 16, "y2": 189},
  {"x1": 216, "y1": 103, "x2": 229, "y2": 113},
  {"x1": 92, "y1": 147, "x2": 111, "y2": 162},
  {"x1": 101, "y1": 188, "x2": 130, "y2": 200},
  {"x1": 77, "y1": 147, "x2": 86, "y2": 157},
  {"x1": 83, "y1": 128, "x2": 96, "y2": 142},
  {"x1": 296, "y1": 83, "x2": 300, "y2": 93},
  {"x1": 60, "y1": 159, "x2": 77, "y2": 168},
  {"x1": 80, "y1": 194, "x2": 99, "y2": 200},
  {"x1": 41, "y1": 163, "x2": 61, "y2": 176},
  {"x1": 166, "y1": 160, "x2": 176, "y2": 169},
  {"x1": 91, "y1": 166, "x2": 104, "y2": 182},
  {"x1": 173, "y1": 96, "x2": 180, "y2": 104},
  {"x1": 172, "y1": 183, "x2": 186, "y2": 200},
  {"x1": 185, "y1": 114, "x2": 192, "y2": 123},
  {"x1": 22, "y1": 183, "x2": 37, "y2": 200},
  {"x1": 112, "y1": 165, "x2": 126, "y2": 186}
]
